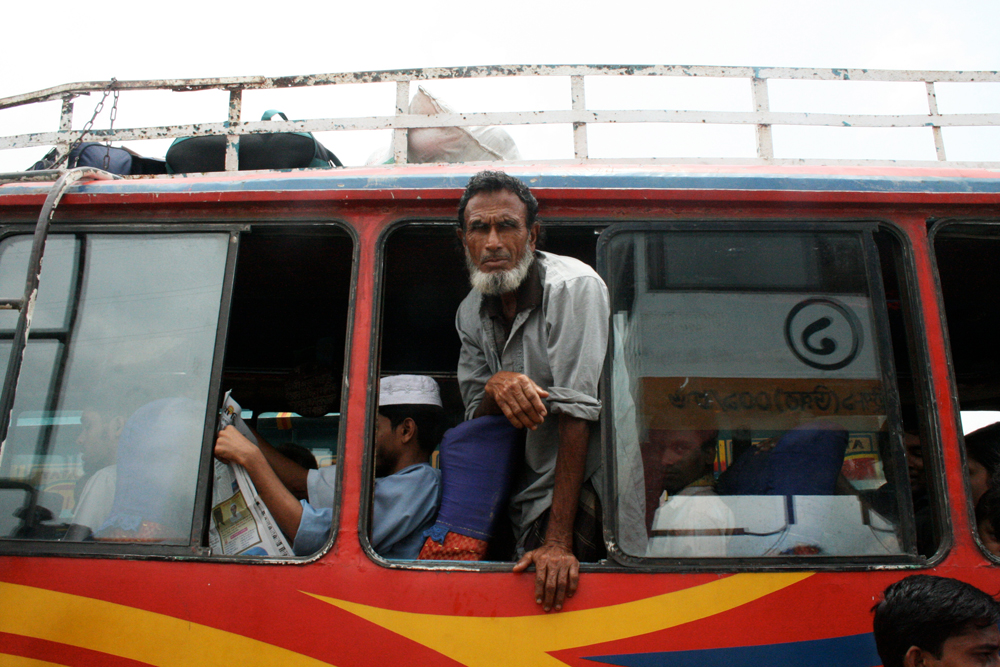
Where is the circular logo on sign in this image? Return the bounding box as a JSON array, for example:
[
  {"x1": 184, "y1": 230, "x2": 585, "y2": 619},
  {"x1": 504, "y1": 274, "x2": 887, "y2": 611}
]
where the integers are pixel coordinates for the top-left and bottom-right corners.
[{"x1": 784, "y1": 297, "x2": 862, "y2": 371}]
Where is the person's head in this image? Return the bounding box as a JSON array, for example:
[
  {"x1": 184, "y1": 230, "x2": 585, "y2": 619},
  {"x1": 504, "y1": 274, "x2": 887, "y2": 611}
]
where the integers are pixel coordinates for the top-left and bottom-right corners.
[
  {"x1": 898, "y1": 406, "x2": 927, "y2": 496},
  {"x1": 375, "y1": 375, "x2": 446, "y2": 478},
  {"x1": 976, "y1": 486, "x2": 1000, "y2": 556},
  {"x1": 965, "y1": 423, "x2": 1000, "y2": 506},
  {"x1": 647, "y1": 429, "x2": 719, "y2": 495},
  {"x1": 872, "y1": 575, "x2": 1000, "y2": 667},
  {"x1": 77, "y1": 407, "x2": 126, "y2": 472},
  {"x1": 456, "y1": 171, "x2": 540, "y2": 296}
]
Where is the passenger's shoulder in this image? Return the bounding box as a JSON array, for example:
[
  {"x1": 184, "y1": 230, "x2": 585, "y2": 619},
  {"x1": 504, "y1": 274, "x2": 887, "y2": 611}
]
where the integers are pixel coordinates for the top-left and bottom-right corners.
[
  {"x1": 456, "y1": 288, "x2": 481, "y2": 319},
  {"x1": 538, "y1": 251, "x2": 603, "y2": 286},
  {"x1": 395, "y1": 462, "x2": 441, "y2": 484}
]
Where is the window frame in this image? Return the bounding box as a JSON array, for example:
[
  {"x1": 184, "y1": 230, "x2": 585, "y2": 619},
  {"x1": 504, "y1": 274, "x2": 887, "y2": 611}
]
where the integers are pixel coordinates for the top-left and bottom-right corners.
[
  {"x1": 363, "y1": 217, "x2": 619, "y2": 572},
  {"x1": 597, "y1": 219, "x2": 930, "y2": 571},
  {"x1": 929, "y1": 218, "x2": 1000, "y2": 565},
  {"x1": 0, "y1": 223, "x2": 241, "y2": 558},
  {"x1": 206, "y1": 220, "x2": 360, "y2": 564},
  {"x1": 0, "y1": 219, "x2": 360, "y2": 561}
]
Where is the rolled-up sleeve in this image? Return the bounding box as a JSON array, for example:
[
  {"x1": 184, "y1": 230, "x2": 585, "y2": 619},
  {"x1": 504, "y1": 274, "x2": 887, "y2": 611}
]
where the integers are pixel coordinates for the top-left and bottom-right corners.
[
  {"x1": 544, "y1": 275, "x2": 609, "y2": 422},
  {"x1": 292, "y1": 500, "x2": 332, "y2": 556}
]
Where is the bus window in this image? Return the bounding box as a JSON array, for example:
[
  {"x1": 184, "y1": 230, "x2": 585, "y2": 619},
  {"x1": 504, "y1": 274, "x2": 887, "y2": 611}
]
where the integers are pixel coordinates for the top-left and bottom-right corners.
[
  {"x1": 933, "y1": 222, "x2": 1000, "y2": 559},
  {"x1": 216, "y1": 229, "x2": 352, "y2": 557},
  {"x1": 0, "y1": 233, "x2": 229, "y2": 545},
  {"x1": 375, "y1": 222, "x2": 602, "y2": 561},
  {"x1": 600, "y1": 226, "x2": 919, "y2": 562}
]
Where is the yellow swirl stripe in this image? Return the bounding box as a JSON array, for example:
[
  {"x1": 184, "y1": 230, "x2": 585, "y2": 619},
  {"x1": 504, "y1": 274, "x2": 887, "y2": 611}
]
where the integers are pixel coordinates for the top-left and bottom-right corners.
[
  {"x1": 0, "y1": 657, "x2": 69, "y2": 667},
  {"x1": 0, "y1": 582, "x2": 334, "y2": 667},
  {"x1": 310, "y1": 571, "x2": 813, "y2": 667}
]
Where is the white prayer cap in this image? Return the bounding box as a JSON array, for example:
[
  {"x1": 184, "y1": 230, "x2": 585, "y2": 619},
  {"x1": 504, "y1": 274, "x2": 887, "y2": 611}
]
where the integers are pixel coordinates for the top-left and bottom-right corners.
[{"x1": 378, "y1": 375, "x2": 443, "y2": 408}]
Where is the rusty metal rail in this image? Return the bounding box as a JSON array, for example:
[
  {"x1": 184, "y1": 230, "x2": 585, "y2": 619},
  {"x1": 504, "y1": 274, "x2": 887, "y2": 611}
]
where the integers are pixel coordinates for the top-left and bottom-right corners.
[{"x1": 2, "y1": 64, "x2": 999, "y2": 169}]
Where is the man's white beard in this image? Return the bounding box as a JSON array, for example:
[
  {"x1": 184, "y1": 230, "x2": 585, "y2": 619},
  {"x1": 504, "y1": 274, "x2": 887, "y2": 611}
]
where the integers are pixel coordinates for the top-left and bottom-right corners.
[{"x1": 466, "y1": 242, "x2": 535, "y2": 296}]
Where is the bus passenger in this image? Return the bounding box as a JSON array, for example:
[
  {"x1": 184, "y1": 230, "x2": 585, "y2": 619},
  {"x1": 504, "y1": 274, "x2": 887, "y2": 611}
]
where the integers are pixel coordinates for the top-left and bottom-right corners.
[
  {"x1": 214, "y1": 375, "x2": 445, "y2": 558},
  {"x1": 872, "y1": 575, "x2": 1000, "y2": 667},
  {"x1": 643, "y1": 430, "x2": 733, "y2": 558},
  {"x1": 94, "y1": 398, "x2": 204, "y2": 542},
  {"x1": 976, "y1": 486, "x2": 1000, "y2": 556},
  {"x1": 455, "y1": 171, "x2": 609, "y2": 612},
  {"x1": 964, "y1": 422, "x2": 1000, "y2": 506},
  {"x1": 65, "y1": 406, "x2": 126, "y2": 540}
]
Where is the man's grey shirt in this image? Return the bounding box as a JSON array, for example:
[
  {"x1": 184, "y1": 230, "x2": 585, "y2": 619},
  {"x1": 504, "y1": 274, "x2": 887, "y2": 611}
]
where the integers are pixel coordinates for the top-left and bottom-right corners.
[{"x1": 456, "y1": 250, "x2": 610, "y2": 540}]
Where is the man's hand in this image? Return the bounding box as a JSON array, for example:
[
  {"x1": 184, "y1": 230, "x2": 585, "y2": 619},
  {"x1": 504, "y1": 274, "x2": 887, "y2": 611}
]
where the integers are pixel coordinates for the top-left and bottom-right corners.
[
  {"x1": 483, "y1": 371, "x2": 550, "y2": 430},
  {"x1": 215, "y1": 425, "x2": 259, "y2": 468},
  {"x1": 513, "y1": 542, "x2": 580, "y2": 612},
  {"x1": 215, "y1": 425, "x2": 303, "y2": 540}
]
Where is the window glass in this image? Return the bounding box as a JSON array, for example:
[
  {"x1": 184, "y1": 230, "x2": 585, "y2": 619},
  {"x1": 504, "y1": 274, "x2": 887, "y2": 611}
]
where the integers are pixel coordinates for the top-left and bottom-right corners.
[
  {"x1": 604, "y1": 228, "x2": 912, "y2": 560},
  {"x1": 934, "y1": 224, "x2": 1000, "y2": 559},
  {"x1": 0, "y1": 236, "x2": 78, "y2": 331},
  {"x1": 0, "y1": 233, "x2": 229, "y2": 544}
]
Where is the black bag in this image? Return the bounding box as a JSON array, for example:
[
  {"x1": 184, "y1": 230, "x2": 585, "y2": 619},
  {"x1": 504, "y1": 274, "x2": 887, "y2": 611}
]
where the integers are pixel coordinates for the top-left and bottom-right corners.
[
  {"x1": 165, "y1": 110, "x2": 342, "y2": 174},
  {"x1": 29, "y1": 142, "x2": 166, "y2": 175}
]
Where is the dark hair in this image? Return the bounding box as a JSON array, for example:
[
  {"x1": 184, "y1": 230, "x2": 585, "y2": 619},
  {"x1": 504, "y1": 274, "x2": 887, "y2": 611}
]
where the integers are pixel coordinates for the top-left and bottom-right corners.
[
  {"x1": 966, "y1": 422, "x2": 1000, "y2": 478},
  {"x1": 872, "y1": 575, "x2": 1000, "y2": 667},
  {"x1": 275, "y1": 442, "x2": 318, "y2": 470},
  {"x1": 977, "y1": 486, "x2": 1000, "y2": 537},
  {"x1": 378, "y1": 404, "x2": 447, "y2": 455},
  {"x1": 700, "y1": 430, "x2": 721, "y2": 454},
  {"x1": 456, "y1": 170, "x2": 539, "y2": 231}
]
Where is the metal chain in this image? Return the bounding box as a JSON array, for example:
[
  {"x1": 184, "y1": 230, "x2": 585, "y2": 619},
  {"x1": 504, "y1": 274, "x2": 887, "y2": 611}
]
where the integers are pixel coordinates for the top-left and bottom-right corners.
[
  {"x1": 49, "y1": 78, "x2": 117, "y2": 170},
  {"x1": 103, "y1": 89, "x2": 120, "y2": 170}
]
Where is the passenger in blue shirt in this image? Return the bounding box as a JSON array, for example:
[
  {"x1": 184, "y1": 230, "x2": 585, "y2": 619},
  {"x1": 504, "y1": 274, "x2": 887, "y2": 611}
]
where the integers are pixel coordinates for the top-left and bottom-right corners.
[{"x1": 214, "y1": 375, "x2": 446, "y2": 558}]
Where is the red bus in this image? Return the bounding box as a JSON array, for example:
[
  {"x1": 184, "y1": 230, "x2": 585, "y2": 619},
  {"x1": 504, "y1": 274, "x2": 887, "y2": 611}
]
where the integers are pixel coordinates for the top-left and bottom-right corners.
[{"x1": 1, "y1": 66, "x2": 999, "y2": 666}]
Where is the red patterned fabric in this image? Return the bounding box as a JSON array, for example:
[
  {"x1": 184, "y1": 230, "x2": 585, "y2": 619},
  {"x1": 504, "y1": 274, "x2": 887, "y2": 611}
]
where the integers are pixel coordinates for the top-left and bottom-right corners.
[{"x1": 418, "y1": 532, "x2": 488, "y2": 561}]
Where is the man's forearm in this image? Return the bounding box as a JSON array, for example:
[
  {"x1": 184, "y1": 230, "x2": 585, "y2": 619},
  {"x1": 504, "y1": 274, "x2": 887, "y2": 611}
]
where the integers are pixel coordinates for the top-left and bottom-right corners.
[
  {"x1": 252, "y1": 428, "x2": 310, "y2": 499},
  {"x1": 240, "y1": 448, "x2": 304, "y2": 540},
  {"x1": 472, "y1": 391, "x2": 501, "y2": 418},
  {"x1": 545, "y1": 414, "x2": 590, "y2": 549}
]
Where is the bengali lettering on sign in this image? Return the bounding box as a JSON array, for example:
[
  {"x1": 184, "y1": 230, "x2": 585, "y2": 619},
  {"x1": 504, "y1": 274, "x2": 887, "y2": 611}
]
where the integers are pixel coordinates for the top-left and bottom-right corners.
[{"x1": 639, "y1": 377, "x2": 886, "y2": 430}]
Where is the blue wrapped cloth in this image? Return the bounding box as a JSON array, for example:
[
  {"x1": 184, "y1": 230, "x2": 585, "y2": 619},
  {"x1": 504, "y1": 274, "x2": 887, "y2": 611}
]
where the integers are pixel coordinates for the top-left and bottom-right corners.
[
  {"x1": 717, "y1": 421, "x2": 848, "y2": 496},
  {"x1": 425, "y1": 415, "x2": 520, "y2": 543}
]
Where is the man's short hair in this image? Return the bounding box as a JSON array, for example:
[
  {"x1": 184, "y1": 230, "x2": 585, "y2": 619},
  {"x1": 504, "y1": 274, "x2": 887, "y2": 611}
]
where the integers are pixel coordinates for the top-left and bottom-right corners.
[
  {"x1": 872, "y1": 575, "x2": 1000, "y2": 667},
  {"x1": 378, "y1": 404, "x2": 447, "y2": 455},
  {"x1": 456, "y1": 170, "x2": 539, "y2": 231},
  {"x1": 699, "y1": 430, "x2": 720, "y2": 454}
]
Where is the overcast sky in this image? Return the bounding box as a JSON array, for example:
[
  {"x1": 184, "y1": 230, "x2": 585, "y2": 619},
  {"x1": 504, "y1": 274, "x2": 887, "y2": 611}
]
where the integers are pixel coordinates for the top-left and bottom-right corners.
[{"x1": 1, "y1": 0, "x2": 999, "y2": 169}]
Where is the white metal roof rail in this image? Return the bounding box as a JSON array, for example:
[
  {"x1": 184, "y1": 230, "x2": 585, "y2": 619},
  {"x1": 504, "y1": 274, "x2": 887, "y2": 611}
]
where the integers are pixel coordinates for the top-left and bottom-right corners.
[{"x1": 2, "y1": 64, "x2": 999, "y2": 170}]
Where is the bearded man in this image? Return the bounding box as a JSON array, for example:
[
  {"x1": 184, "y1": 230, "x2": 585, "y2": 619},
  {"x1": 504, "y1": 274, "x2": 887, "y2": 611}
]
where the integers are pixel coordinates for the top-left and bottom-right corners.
[{"x1": 454, "y1": 170, "x2": 610, "y2": 613}]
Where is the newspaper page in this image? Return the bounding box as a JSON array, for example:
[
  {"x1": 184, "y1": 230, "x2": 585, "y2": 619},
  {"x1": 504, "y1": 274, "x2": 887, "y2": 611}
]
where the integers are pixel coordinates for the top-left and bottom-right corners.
[{"x1": 208, "y1": 391, "x2": 293, "y2": 556}]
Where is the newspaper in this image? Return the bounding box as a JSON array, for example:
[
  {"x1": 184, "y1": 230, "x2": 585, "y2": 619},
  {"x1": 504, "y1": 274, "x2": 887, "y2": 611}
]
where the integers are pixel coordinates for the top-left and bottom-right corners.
[{"x1": 208, "y1": 391, "x2": 293, "y2": 556}]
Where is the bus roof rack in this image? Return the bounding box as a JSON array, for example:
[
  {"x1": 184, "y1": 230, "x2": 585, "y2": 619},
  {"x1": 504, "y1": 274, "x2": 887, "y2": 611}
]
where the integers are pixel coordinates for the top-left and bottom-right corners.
[{"x1": 2, "y1": 64, "x2": 1000, "y2": 172}]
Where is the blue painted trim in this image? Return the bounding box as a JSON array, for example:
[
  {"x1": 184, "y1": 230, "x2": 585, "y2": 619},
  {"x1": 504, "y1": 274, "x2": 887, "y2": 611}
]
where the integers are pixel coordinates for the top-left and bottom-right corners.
[
  {"x1": 584, "y1": 632, "x2": 882, "y2": 667},
  {"x1": 4, "y1": 169, "x2": 1000, "y2": 197}
]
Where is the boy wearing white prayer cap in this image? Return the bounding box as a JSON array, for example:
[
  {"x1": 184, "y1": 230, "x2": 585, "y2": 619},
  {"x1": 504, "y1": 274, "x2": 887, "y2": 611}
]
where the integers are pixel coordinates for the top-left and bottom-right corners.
[{"x1": 215, "y1": 375, "x2": 446, "y2": 558}]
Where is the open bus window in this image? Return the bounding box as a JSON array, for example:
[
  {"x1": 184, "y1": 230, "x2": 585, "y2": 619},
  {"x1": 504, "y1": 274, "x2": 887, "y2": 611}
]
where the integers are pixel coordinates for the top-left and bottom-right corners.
[
  {"x1": 216, "y1": 229, "x2": 351, "y2": 557},
  {"x1": 933, "y1": 222, "x2": 1000, "y2": 560},
  {"x1": 600, "y1": 226, "x2": 920, "y2": 561},
  {"x1": 0, "y1": 233, "x2": 228, "y2": 545},
  {"x1": 376, "y1": 222, "x2": 601, "y2": 561}
]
